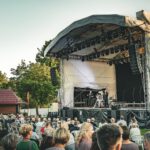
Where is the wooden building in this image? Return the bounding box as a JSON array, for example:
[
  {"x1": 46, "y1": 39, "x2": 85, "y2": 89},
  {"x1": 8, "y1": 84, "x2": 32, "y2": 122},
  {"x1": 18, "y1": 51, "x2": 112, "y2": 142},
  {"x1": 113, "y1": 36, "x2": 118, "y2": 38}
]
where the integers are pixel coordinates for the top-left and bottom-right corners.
[{"x1": 0, "y1": 89, "x2": 20, "y2": 114}]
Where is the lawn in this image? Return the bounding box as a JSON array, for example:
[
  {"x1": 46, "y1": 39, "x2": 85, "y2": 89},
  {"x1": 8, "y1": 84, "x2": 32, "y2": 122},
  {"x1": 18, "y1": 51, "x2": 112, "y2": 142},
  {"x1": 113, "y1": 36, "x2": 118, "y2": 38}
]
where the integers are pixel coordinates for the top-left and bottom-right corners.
[{"x1": 141, "y1": 128, "x2": 150, "y2": 136}]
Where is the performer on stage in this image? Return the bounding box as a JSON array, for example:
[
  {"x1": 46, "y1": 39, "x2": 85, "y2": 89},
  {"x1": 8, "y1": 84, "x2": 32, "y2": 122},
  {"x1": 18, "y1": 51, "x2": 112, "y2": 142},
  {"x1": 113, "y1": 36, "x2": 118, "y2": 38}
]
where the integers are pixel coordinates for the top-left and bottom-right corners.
[
  {"x1": 93, "y1": 91, "x2": 104, "y2": 108},
  {"x1": 88, "y1": 90, "x2": 94, "y2": 106},
  {"x1": 103, "y1": 89, "x2": 109, "y2": 107}
]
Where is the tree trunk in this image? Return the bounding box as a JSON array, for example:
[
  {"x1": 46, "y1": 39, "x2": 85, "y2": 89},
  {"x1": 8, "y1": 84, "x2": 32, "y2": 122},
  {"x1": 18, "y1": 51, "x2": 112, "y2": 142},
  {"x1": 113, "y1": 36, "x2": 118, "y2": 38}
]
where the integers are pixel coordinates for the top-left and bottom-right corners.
[{"x1": 36, "y1": 105, "x2": 39, "y2": 116}]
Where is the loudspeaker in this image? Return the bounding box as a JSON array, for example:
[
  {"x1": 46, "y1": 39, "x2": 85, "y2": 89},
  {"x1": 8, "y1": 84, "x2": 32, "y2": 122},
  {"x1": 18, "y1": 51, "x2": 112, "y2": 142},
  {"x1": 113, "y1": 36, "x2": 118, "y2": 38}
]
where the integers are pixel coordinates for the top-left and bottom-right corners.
[
  {"x1": 66, "y1": 109, "x2": 73, "y2": 118},
  {"x1": 60, "y1": 109, "x2": 66, "y2": 119},
  {"x1": 107, "y1": 110, "x2": 112, "y2": 119},
  {"x1": 129, "y1": 45, "x2": 143, "y2": 74},
  {"x1": 50, "y1": 67, "x2": 58, "y2": 86}
]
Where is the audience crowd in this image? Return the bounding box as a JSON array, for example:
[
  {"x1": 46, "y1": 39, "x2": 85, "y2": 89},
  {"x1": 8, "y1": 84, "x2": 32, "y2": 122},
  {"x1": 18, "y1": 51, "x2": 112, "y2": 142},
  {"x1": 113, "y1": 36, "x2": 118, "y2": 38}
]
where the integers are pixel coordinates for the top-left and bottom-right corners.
[{"x1": 0, "y1": 113, "x2": 150, "y2": 150}]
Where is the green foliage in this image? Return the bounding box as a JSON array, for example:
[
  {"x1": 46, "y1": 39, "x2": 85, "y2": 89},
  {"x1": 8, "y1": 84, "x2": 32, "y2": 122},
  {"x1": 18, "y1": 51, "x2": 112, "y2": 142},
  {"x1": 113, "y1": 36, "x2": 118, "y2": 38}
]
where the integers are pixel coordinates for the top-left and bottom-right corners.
[
  {"x1": 141, "y1": 128, "x2": 150, "y2": 136},
  {"x1": 2, "y1": 40, "x2": 61, "y2": 110},
  {"x1": 10, "y1": 60, "x2": 58, "y2": 107},
  {"x1": 36, "y1": 40, "x2": 60, "y2": 86},
  {"x1": 10, "y1": 60, "x2": 28, "y2": 79},
  {"x1": 0, "y1": 71, "x2": 8, "y2": 88}
]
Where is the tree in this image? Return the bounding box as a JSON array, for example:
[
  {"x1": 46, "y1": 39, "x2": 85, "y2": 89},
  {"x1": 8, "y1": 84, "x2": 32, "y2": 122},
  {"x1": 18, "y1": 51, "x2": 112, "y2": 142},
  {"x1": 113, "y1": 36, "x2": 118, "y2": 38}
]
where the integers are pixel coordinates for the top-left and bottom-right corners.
[
  {"x1": 9, "y1": 40, "x2": 61, "y2": 115},
  {"x1": 11, "y1": 61, "x2": 57, "y2": 108},
  {"x1": 36, "y1": 40, "x2": 60, "y2": 86},
  {"x1": 0, "y1": 71, "x2": 8, "y2": 88},
  {"x1": 10, "y1": 59, "x2": 28, "y2": 79}
]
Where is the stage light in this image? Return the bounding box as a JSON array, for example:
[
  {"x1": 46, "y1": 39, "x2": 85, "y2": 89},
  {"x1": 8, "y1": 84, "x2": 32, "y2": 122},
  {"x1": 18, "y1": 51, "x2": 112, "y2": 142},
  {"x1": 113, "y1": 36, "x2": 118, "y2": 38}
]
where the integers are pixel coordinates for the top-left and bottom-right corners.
[
  {"x1": 91, "y1": 40, "x2": 95, "y2": 46},
  {"x1": 123, "y1": 58, "x2": 128, "y2": 63},
  {"x1": 66, "y1": 55, "x2": 69, "y2": 61},
  {"x1": 120, "y1": 45, "x2": 125, "y2": 51},
  {"x1": 110, "y1": 48, "x2": 115, "y2": 54},
  {"x1": 69, "y1": 47, "x2": 74, "y2": 53},
  {"x1": 101, "y1": 36, "x2": 106, "y2": 42},
  {"x1": 95, "y1": 37, "x2": 101, "y2": 44},
  {"x1": 81, "y1": 43, "x2": 86, "y2": 49},
  {"x1": 119, "y1": 60, "x2": 124, "y2": 64},
  {"x1": 105, "y1": 49, "x2": 110, "y2": 55},
  {"x1": 73, "y1": 47, "x2": 78, "y2": 52},
  {"x1": 96, "y1": 52, "x2": 100, "y2": 57},
  {"x1": 77, "y1": 44, "x2": 81, "y2": 50},
  {"x1": 101, "y1": 51, "x2": 104, "y2": 56},
  {"x1": 81, "y1": 56, "x2": 85, "y2": 62},
  {"x1": 108, "y1": 61, "x2": 113, "y2": 66},
  {"x1": 86, "y1": 42, "x2": 90, "y2": 47},
  {"x1": 115, "y1": 48, "x2": 119, "y2": 53},
  {"x1": 94, "y1": 48, "x2": 98, "y2": 53}
]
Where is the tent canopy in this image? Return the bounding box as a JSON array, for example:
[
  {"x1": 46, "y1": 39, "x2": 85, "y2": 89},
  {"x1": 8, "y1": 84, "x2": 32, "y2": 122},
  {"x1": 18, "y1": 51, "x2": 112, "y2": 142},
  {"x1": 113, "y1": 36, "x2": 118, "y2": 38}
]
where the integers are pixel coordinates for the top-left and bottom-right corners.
[{"x1": 44, "y1": 10, "x2": 150, "y2": 63}]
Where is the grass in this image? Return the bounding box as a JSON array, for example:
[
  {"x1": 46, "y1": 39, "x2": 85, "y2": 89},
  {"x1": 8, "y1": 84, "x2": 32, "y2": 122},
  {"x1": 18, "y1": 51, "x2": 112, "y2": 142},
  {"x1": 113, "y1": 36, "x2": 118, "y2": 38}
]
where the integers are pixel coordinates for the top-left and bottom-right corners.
[{"x1": 140, "y1": 128, "x2": 150, "y2": 136}]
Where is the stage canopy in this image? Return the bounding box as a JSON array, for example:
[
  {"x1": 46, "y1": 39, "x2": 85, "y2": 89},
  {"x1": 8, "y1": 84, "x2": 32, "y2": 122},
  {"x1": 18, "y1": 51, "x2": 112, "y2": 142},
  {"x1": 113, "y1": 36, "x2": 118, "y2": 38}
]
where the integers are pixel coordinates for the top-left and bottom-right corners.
[{"x1": 44, "y1": 10, "x2": 150, "y2": 64}]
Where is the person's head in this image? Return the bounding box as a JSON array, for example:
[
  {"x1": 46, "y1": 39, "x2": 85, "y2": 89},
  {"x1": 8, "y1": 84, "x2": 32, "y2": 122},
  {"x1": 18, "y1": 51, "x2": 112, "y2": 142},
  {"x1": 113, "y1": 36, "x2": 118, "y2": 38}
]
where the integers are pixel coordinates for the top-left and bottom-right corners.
[
  {"x1": 59, "y1": 120, "x2": 69, "y2": 130},
  {"x1": 41, "y1": 129, "x2": 55, "y2": 149},
  {"x1": 54, "y1": 127, "x2": 70, "y2": 145},
  {"x1": 121, "y1": 126, "x2": 130, "y2": 140},
  {"x1": 45, "y1": 121, "x2": 52, "y2": 128},
  {"x1": 87, "y1": 118, "x2": 91, "y2": 123},
  {"x1": 2, "y1": 133, "x2": 19, "y2": 150},
  {"x1": 120, "y1": 115, "x2": 124, "y2": 120},
  {"x1": 144, "y1": 131, "x2": 150, "y2": 150},
  {"x1": 91, "y1": 117, "x2": 95, "y2": 122},
  {"x1": 130, "y1": 123, "x2": 138, "y2": 128},
  {"x1": 76, "y1": 122, "x2": 94, "y2": 145},
  {"x1": 96, "y1": 124, "x2": 122, "y2": 150},
  {"x1": 19, "y1": 124, "x2": 33, "y2": 138},
  {"x1": 110, "y1": 117, "x2": 116, "y2": 124}
]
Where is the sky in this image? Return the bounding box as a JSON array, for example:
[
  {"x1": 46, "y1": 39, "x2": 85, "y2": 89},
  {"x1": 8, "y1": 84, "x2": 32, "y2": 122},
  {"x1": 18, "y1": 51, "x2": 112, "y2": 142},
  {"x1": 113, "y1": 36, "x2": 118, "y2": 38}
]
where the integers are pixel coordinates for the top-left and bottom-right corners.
[{"x1": 0, "y1": 0, "x2": 149, "y2": 78}]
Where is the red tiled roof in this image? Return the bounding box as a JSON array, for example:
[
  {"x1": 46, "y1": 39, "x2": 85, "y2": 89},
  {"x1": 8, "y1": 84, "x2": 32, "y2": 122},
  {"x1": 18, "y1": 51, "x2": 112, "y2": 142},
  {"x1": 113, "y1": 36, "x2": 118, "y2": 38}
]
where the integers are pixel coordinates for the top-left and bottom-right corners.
[{"x1": 0, "y1": 89, "x2": 20, "y2": 104}]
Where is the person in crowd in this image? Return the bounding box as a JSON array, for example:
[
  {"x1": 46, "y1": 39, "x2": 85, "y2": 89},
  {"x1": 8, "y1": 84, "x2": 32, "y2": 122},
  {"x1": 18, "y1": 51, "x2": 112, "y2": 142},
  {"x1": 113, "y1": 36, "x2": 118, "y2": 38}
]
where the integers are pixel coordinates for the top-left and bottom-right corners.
[
  {"x1": 121, "y1": 125, "x2": 139, "y2": 150},
  {"x1": 90, "y1": 132, "x2": 100, "y2": 150},
  {"x1": 110, "y1": 117, "x2": 116, "y2": 124},
  {"x1": 96, "y1": 124, "x2": 122, "y2": 150},
  {"x1": 87, "y1": 118, "x2": 91, "y2": 123},
  {"x1": 129, "y1": 115, "x2": 138, "y2": 129},
  {"x1": 40, "y1": 129, "x2": 55, "y2": 150},
  {"x1": 143, "y1": 131, "x2": 150, "y2": 150},
  {"x1": 35, "y1": 117, "x2": 45, "y2": 141},
  {"x1": 71, "y1": 120, "x2": 80, "y2": 140},
  {"x1": 68, "y1": 119, "x2": 74, "y2": 131},
  {"x1": 76, "y1": 122, "x2": 94, "y2": 150},
  {"x1": 16, "y1": 124, "x2": 39, "y2": 150},
  {"x1": 90, "y1": 117, "x2": 98, "y2": 130},
  {"x1": 117, "y1": 115, "x2": 127, "y2": 126},
  {"x1": 129, "y1": 123, "x2": 142, "y2": 144},
  {"x1": 59, "y1": 121, "x2": 75, "y2": 150},
  {"x1": 41, "y1": 121, "x2": 54, "y2": 136},
  {"x1": 31, "y1": 117, "x2": 37, "y2": 132},
  {"x1": 46, "y1": 127, "x2": 70, "y2": 150},
  {"x1": 2, "y1": 133, "x2": 19, "y2": 150},
  {"x1": 98, "y1": 118, "x2": 108, "y2": 128},
  {"x1": 31, "y1": 128, "x2": 40, "y2": 148}
]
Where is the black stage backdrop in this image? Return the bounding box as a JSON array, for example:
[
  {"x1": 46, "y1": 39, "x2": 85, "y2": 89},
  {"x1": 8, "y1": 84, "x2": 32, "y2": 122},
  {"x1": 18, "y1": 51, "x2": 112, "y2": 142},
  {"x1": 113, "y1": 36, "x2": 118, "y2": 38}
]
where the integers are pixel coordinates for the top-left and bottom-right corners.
[{"x1": 115, "y1": 63, "x2": 144, "y2": 103}]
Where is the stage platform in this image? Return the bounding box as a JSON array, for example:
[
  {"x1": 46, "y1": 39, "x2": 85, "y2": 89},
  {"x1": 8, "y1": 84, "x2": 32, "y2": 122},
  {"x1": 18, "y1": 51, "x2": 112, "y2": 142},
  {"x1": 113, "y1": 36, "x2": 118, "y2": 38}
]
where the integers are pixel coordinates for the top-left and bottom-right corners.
[{"x1": 60, "y1": 106, "x2": 150, "y2": 128}]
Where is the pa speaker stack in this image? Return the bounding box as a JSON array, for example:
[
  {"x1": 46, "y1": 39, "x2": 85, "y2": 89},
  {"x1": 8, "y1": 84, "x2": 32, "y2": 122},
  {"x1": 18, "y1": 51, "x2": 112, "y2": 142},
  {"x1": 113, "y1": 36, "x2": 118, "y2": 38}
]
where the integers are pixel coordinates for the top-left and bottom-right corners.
[
  {"x1": 50, "y1": 67, "x2": 58, "y2": 86},
  {"x1": 129, "y1": 45, "x2": 143, "y2": 74}
]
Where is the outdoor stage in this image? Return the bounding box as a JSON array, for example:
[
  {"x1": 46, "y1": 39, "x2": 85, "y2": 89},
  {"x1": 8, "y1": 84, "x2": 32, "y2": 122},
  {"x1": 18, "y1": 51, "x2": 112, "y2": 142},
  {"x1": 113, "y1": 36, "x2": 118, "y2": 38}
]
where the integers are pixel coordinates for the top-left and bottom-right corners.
[
  {"x1": 45, "y1": 11, "x2": 150, "y2": 129},
  {"x1": 61, "y1": 103, "x2": 150, "y2": 128}
]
